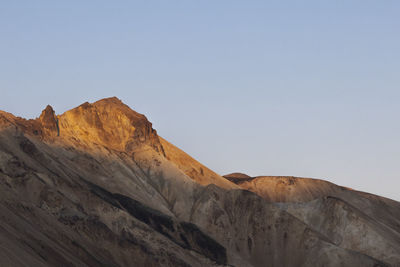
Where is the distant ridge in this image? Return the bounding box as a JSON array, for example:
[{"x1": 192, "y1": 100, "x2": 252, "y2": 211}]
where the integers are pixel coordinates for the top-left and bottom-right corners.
[{"x1": 223, "y1": 172, "x2": 251, "y2": 179}]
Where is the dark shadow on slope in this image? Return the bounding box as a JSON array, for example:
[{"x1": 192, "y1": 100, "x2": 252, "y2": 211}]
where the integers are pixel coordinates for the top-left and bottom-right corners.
[{"x1": 89, "y1": 182, "x2": 227, "y2": 265}]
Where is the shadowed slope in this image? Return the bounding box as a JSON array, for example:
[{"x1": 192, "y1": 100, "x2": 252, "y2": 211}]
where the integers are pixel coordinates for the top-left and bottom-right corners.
[
  {"x1": 0, "y1": 128, "x2": 227, "y2": 266},
  {"x1": 224, "y1": 174, "x2": 400, "y2": 265},
  {"x1": 278, "y1": 196, "x2": 400, "y2": 266}
]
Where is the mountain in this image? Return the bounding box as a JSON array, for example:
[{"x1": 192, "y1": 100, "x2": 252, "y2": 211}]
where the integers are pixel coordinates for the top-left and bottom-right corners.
[
  {"x1": 225, "y1": 175, "x2": 400, "y2": 265},
  {"x1": 0, "y1": 97, "x2": 398, "y2": 266}
]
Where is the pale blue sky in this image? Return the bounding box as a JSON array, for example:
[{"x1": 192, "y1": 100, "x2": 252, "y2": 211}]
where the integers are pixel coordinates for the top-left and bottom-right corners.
[{"x1": 1, "y1": 1, "x2": 399, "y2": 200}]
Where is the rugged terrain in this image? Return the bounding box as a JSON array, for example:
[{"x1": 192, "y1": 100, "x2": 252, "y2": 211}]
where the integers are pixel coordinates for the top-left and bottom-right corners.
[{"x1": 0, "y1": 97, "x2": 398, "y2": 266}]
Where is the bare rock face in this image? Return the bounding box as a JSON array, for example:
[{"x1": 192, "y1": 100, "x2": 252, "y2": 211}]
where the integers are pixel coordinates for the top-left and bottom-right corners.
[
  {"x1": 39, "y1": 105, "x2": 59, "y2": 136},
  {"x1": 0, "y1": 98, "x2": 398, "y2": 267},
  {"x1": 57, "y1": 97, "x2": 165, "y2": 155},
  {"x1": 1, "y1": 98, "x2": 165, "y2": 154},
  {"x1": 0, "y1": 110, "x2": 43, "y2": 137}
]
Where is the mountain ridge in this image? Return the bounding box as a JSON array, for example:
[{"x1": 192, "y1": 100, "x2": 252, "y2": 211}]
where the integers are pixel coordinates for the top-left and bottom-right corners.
[{"x1": 0, "y1": 97, "x2": 398, "y2": 266}]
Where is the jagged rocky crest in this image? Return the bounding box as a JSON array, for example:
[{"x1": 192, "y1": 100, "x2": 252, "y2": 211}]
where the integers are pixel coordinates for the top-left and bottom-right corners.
[
  {"x1": 1, "y1": 97, "x2": 164, "y2": 154},
  {"x1": 56, "y1": 97, "x2": 165, "y2": 155},
  {"x1": 38, "y1": 105, "x2": 58, "y2": 133},
  {"x1": 0, "y1": 97, "x2": 399, "y2": 267}
]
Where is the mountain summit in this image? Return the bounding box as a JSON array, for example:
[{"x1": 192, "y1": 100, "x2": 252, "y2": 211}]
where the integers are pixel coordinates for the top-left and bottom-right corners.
[
  {"x1": 56, "y1": 97, "x2": 164, "y2": 154},
  {"x1": 1, "y1": 97, "x2": 162, "y2": 153},
  {"x1": 0, "y1": 97, "x2": 399, "y2": 266}
]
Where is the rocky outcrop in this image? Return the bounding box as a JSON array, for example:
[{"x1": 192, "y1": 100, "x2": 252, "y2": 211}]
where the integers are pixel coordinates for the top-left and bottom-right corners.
[
  {"x1": 56, "y1": 97, "x2": 165, "y2": 155},
  {"x1": 0, "y1": 110, "x2": 43, "y2": 137},
  {"x1": 1, "y1": 98, "x2": 165, "y2": 155},
  {"x1": 223, "y1": 172, "x2": 252, "y2": 183},
  {"x1": 39, "y1": 105, "x2": 59, "y2": 136}
]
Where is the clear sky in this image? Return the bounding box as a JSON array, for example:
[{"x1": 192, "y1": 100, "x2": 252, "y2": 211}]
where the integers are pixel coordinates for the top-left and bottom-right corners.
[{"x1": 1, "y1": 1, "x2": 399, "y2": 201}]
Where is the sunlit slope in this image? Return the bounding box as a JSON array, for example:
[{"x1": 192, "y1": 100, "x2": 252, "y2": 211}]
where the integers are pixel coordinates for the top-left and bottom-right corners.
[
  {"x1": 160, "y1": 137, "x2": 238, "y2": 190},
  {"x1": 224, "y1": 175, "x2": 342, "y2": 202}
]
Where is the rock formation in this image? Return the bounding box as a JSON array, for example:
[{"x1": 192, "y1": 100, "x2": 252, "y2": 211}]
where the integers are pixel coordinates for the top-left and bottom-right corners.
[{"x1": 0, "y1": 97, "x2": 398, "y2": 266}]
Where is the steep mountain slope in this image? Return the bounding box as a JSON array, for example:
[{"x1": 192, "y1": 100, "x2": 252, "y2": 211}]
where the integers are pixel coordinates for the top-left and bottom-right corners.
[
  {"x1": 0, "y1": 97, "x2": 397, "y2": 266},
  {"x1": 279, "y1": 196, "x2": 400, "y2": 266},
  {"x1": 225, "y1": 175, "x2": 400, "y2": 265},
  {"x1": 160, "y1": 137, "x2": 237, "y2": 190}
]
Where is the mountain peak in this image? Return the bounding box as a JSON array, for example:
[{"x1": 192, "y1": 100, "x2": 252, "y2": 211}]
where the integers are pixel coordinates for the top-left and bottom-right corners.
[
  {"x1": 57, "y1": 98, "x2": 164, "y2": 154},
  {"x1": 0, "y1": 98, "x2": 164, "y2": 155},
  {"x1": 94, "y1": 96, "x2": 122, "y2": 105}
]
